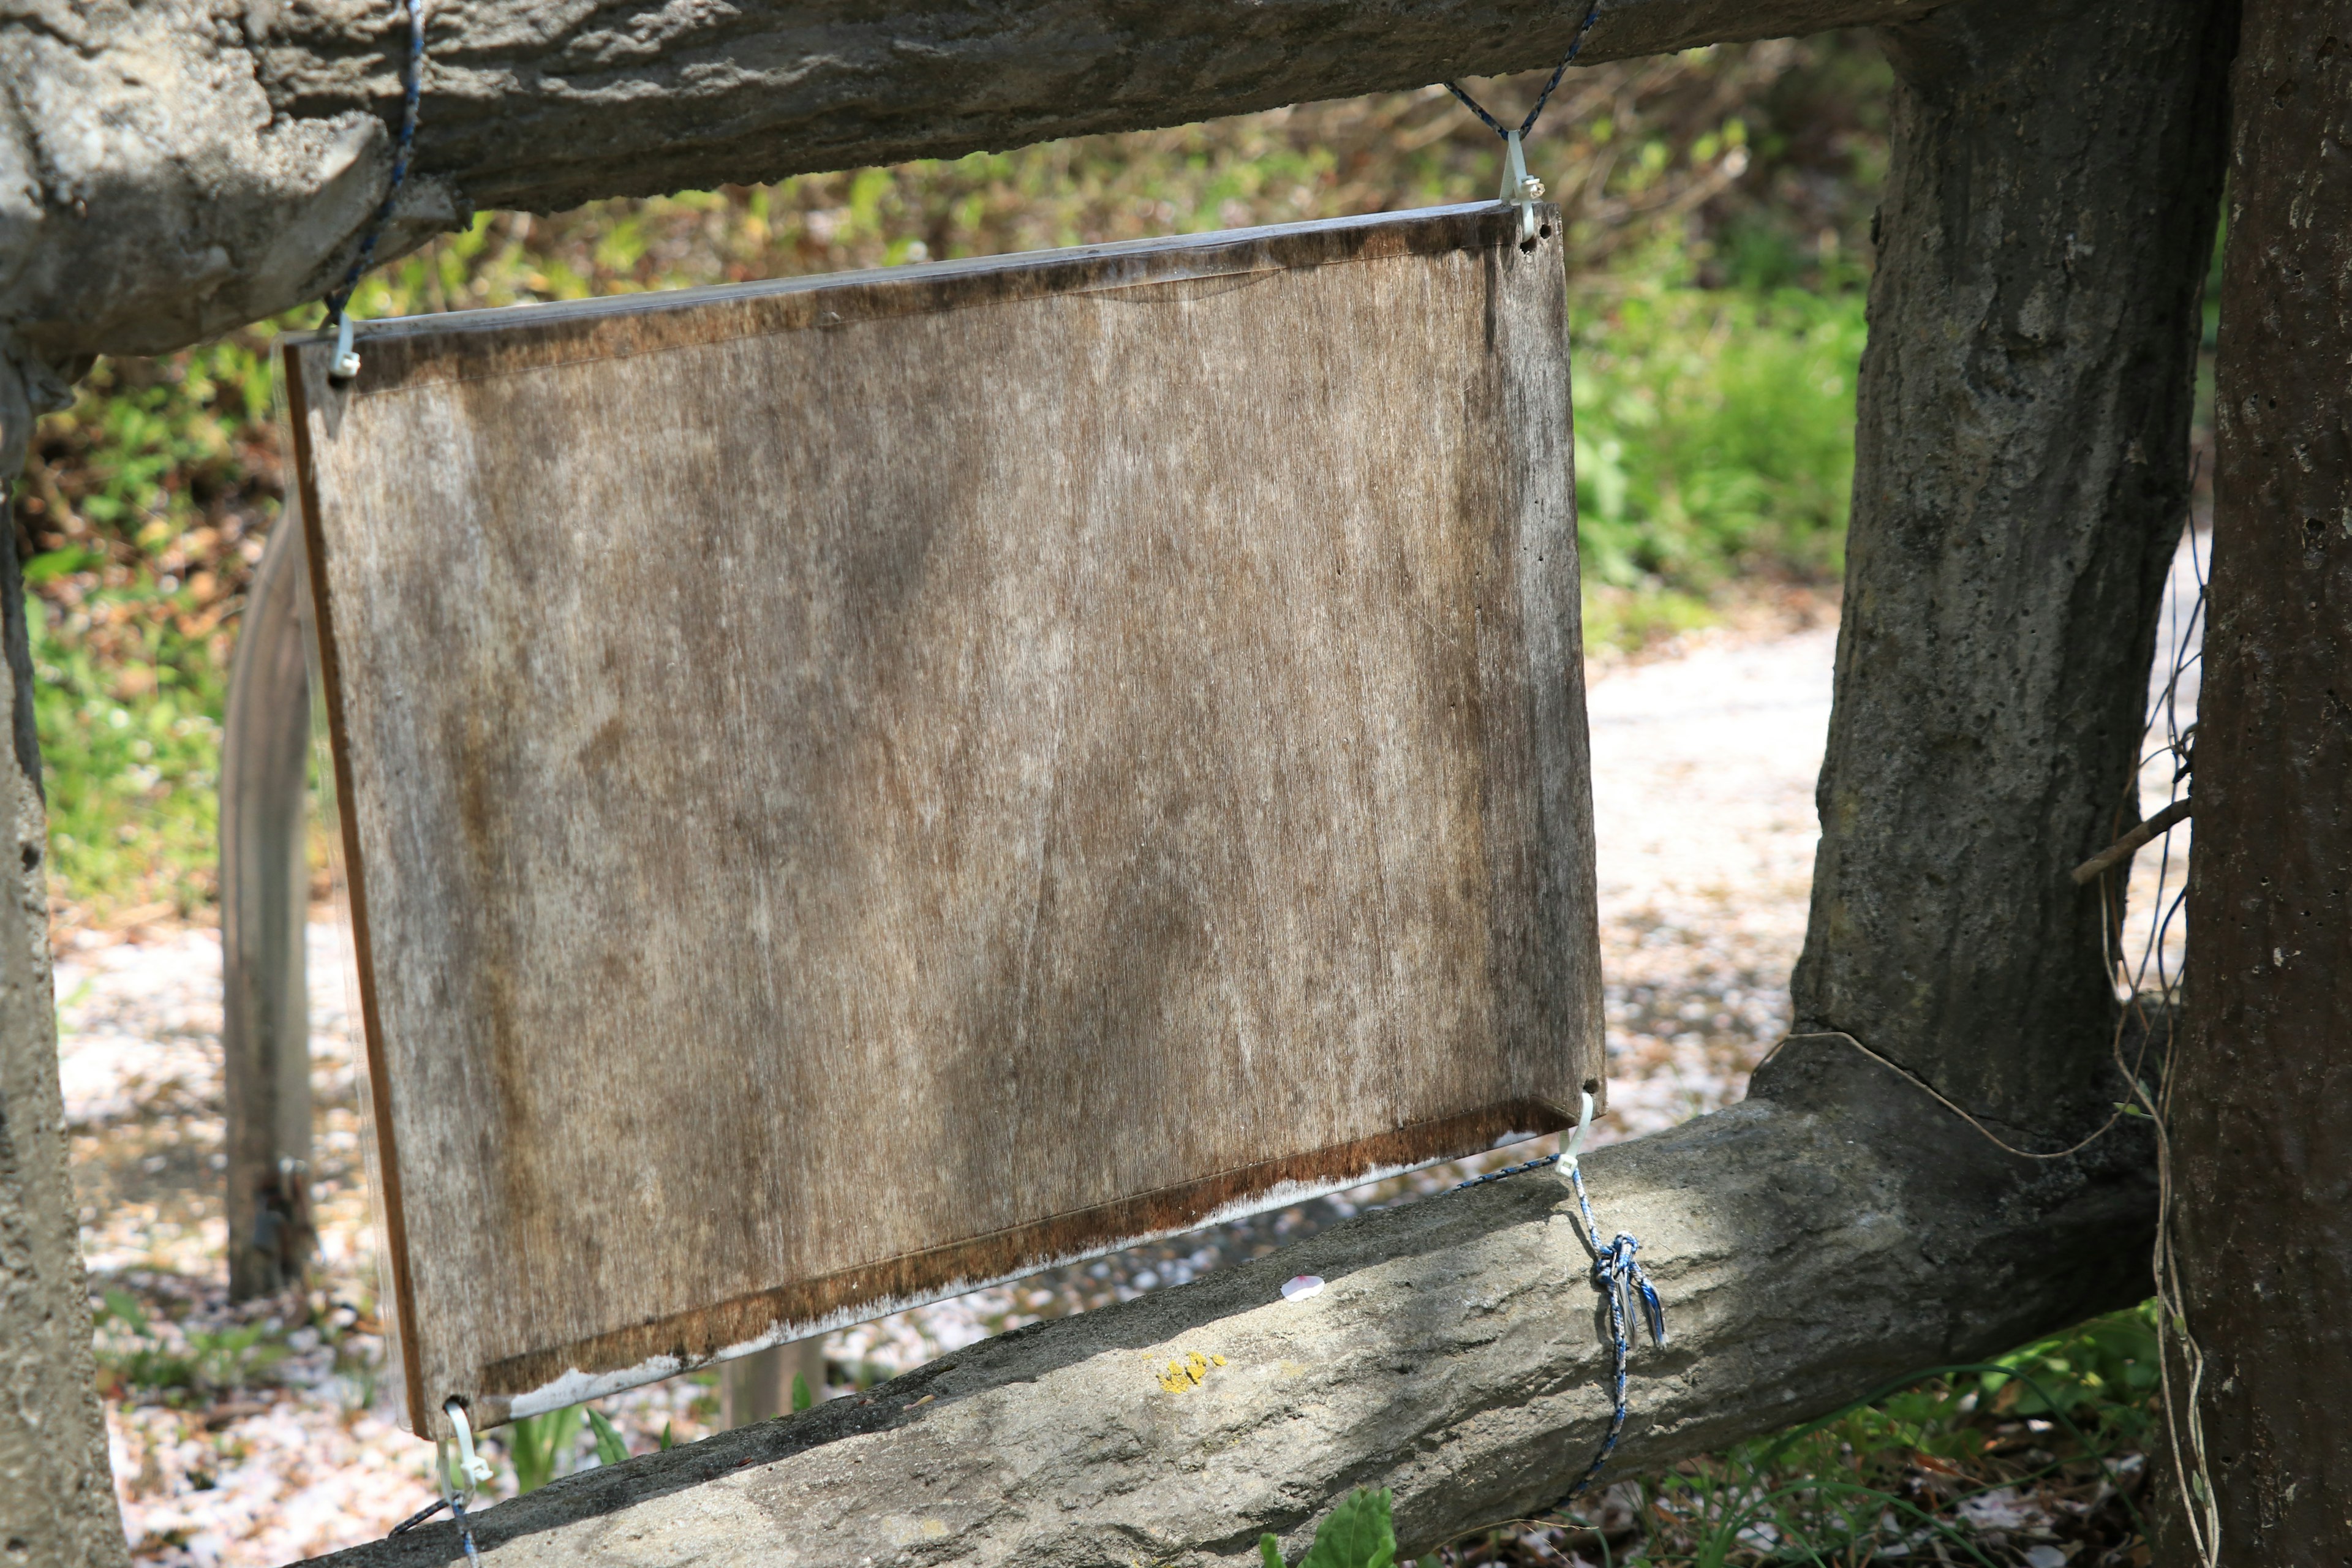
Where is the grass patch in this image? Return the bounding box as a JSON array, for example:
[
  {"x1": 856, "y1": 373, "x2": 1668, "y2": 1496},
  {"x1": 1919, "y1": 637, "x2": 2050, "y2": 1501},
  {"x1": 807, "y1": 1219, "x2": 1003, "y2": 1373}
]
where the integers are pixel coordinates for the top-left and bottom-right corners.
[
  {"x1": 1570, "y1": 271, "x2": 1865, "y2": 649},
  {"x1": 91, "y1": 1289, "x2": 287, "y2": 1406},
  {"x1": 31, "y1": 592, "x2": 226, "y2": 922}
]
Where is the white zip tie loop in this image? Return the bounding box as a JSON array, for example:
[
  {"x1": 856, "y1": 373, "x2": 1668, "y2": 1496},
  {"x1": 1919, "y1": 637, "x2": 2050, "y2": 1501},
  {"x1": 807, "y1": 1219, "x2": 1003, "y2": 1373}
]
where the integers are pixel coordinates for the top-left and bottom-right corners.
[
  {"x1": 432, "y1": 1398, "x2": 489, "y2": 1565},
  {"x1": 1560, "y1": 1088, "x2": 1595, "y2": 1172},
  {"x1": 1498, "y1": 129, "x2": 1545, "y2": 243},
  {"x1": 444, "y1": 1399, "x2": 492, "y2": 1493}
]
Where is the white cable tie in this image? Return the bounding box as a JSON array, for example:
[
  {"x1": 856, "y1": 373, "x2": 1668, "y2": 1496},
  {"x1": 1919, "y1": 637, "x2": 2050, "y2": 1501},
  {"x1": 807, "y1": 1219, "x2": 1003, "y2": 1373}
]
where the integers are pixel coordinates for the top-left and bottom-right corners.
[
  {"x1": 1498, "y1": 129, "x2": 1546, "y2": 243},
  {"x1": 443, "y1": 1398, "x2": 492, "y2": 1496},
  {"x1": 331, "y1": 312, "x2": 361, "y2": 381},
  {"x1": 1561, "y1": 1088, "x2": 1596, "y2": 1176}
]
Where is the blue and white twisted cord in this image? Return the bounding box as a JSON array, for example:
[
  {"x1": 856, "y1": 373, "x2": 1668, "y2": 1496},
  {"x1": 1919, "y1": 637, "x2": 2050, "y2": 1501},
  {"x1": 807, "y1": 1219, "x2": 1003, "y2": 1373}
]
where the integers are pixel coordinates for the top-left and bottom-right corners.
[
  {"x1": 324, "y1": 0, "x2": 427, "y2": 379},
  {"x1": 1450, "y1": 1092, "x2": 1668, "y2": 1505},
  {"x1": 1441, "y1": 0, "x2": 1605, "y2": 141},
  {"x1": 1559, "y1": 1158, "x2": 1666, "y2": 1501}
]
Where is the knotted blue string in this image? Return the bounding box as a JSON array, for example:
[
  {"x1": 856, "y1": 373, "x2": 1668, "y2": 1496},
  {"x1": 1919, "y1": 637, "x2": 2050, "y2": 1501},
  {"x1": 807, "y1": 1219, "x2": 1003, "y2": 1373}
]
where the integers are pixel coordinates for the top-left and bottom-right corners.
[
  {"x1": 1560, "y1": 1159, "x2": 1666, "y2": 1501},
  {"x1": 1450, "y1": 1106, "x2": 1669, "y2": 1505}
]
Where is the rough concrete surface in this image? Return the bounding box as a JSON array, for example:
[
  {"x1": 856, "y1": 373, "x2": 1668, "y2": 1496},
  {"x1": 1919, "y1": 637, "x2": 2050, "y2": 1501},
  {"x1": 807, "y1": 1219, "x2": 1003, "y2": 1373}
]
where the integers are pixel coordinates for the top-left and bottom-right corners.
[{"x1": 0, "y1": 644, "x2": 127, "y2": 1564}]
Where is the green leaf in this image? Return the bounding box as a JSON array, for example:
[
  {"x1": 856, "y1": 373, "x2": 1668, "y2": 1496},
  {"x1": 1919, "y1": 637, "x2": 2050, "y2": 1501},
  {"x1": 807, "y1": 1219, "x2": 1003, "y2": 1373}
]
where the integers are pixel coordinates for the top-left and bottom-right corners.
[
  {"x1": 791, "y1": 1372, "x2": 814, "y2": 1412},
  {"x1": 23, "y1": 547, "x2": 105, "y2": 586},
  {"x1": 1294, "y1": 1488, "x2": 1396, "y2": 1568},
  {"x1": 507, "y1": 1409, "x2": 570, "y2": 1494},
  {"x1": 657, "y1": 1421, "x2": 676, "y2": 1452},
  {"x1": 1260, "y1": 1532, "x2": 1285, "y2": 1568},
  {"x1": 586, "y1": 1406, "x2": 629, "y2": 1467}
]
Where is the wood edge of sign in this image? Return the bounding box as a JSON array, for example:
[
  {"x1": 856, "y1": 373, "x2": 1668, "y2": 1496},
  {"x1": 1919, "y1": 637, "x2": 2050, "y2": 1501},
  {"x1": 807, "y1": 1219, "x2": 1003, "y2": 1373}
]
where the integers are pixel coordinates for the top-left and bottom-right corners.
[
  {"x1": 280, "y1": 202, "x2": 1551, "y2": 403},
  {"x1": 459, "y1": 1098, "x2": 1577, "y2": 1427},
  {"x1": 285, "y1": 213, "x2": 1596, "y2": 1436},
  {"x1": 280, "y1": 344, "x2": 432, "y2": 1433}
]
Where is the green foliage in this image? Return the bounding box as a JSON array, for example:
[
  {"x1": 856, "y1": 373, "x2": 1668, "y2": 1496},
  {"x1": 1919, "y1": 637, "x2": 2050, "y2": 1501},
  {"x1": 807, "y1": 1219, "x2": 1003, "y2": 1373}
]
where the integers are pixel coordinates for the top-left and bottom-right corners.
[
  {"x1": 91, "y1": 1290, "x2": 289, "y2": 1405},
  {"x1": 587, "y1": 1406, "x2": 631, "y2": 1468},
  {"x1": 502, "y1": 1408, "x2": 574, "y2": 1495},
  {"x1": 17, "y1": 335, "x2": 282, "y2": 921},
  {"x1": 1262, "y1": 1488, "x2": 1398, "y2": 1568},
  {"x1": 499, "y1": 1401, "x2": 638, "y2": 1494},
  {"x1": 1442, "y1": 1306, "x2": 2163, "y2": 1566},
  {"x1": 1978, "y1": 1298, "x2": 2163, "y2": 1446},
  {"x1": 1571, "y1": 274, "x2": 1866, "y2": 605},
  {"x1": 791, "y1": 1372, "x2": 815, "y2": 1413},
  {"x1": 30, "y1": 591, "x2": 225, "y2": 919}
]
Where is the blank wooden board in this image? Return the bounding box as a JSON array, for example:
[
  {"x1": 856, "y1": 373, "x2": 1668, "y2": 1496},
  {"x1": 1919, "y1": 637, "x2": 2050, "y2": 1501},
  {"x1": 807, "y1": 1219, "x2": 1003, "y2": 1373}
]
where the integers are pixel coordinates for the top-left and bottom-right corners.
[{"x1": 283, "y1": 202, "x2": 1603, "y2": 1434}]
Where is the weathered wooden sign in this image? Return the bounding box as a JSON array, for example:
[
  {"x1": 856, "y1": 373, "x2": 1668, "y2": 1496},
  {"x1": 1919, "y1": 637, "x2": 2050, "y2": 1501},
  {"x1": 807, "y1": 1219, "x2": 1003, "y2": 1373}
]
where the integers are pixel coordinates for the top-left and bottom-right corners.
[{"x1": 282, "y1": 201, "x2": 1603, "y2": 1434}]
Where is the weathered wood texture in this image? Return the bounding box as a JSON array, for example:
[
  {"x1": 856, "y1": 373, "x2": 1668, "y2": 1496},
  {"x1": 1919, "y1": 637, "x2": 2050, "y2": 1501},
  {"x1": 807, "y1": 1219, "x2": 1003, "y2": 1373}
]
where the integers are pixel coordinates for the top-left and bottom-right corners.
[
  {"x1": 6, "y1": 0, "x2": 1948, "y2": 361},
  {"x1": 1781, "y1": 0, "x2": 2234, "y2": 1137},
  {"x1": 286, "y1": 206, "x2": 1602, "y2": 1434},
  {"x1": 312, "y1": 1041, "x2": 2159, "y2": 1568},
  {"x1": 222, "y1": 511, "x2": 317, "y2": 1301},
  {"x1": 2173, "y1": 3, "x2": 2350, "y2": 1559}
]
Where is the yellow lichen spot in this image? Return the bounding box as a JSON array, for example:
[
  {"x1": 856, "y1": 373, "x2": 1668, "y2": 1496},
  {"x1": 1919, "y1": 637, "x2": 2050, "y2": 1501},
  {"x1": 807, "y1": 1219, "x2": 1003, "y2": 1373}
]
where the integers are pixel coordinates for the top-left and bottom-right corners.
[{"x1": 1156, "y1": 1351, "x2": 1224, "y2": 1391}]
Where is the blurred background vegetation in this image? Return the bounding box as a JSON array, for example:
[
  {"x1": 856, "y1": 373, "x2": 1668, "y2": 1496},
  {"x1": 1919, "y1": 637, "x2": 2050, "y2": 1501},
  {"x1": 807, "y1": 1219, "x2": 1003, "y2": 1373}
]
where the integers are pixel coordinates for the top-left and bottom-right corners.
[{"x1": 16, "y1": 34, "x2": 1888, "y2": 924}]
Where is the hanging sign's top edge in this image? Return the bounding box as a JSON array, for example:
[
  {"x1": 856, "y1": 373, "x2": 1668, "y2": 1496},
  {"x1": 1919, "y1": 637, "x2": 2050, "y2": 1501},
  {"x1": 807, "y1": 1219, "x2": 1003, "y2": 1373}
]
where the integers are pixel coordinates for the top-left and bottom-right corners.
[{"x1": 282, "y1": 199, "x2": 1562, "y2": 403}]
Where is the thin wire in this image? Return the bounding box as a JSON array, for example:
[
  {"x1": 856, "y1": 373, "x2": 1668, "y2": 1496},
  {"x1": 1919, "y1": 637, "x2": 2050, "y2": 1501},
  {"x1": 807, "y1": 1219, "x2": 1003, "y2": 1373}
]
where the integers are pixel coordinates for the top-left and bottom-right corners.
[
  {"x1": 322, "y1": 0, "x2": 427, "y2": 336},
  {"x1": 1755, "y1": 1029, "x2": 2140, "y2": 1161},
  {"x1": 2112, "y1": 506, "x2": 2219, "y2": 1568},
  {"x1": 1765, "y1": 505, "x2": 2209, "y2": 1167},
  {"x1": 1454, "y1": 499, "x2": 2212, "y2": 1552},
  {"x1": 449, "y1": 1494, "x2": 483, "y2": 1566},
  {"x1": 1444, "y1": 0, "x2": 1606, "y2": 141}
]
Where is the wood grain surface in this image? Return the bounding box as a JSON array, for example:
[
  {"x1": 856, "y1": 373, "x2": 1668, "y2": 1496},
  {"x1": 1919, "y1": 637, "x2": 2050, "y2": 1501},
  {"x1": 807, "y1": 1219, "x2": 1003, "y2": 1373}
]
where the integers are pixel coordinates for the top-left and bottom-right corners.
[{"x1": 283, "y1": 203, "x2": 1602, "y2": 1435}]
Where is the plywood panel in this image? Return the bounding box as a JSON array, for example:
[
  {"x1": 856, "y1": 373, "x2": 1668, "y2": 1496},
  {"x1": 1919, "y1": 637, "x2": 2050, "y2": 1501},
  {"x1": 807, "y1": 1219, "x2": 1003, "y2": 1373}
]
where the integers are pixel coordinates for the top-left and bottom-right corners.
[{"x1": 283, "y1": 202, "x2": 1602, "y2": 1435}]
